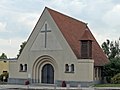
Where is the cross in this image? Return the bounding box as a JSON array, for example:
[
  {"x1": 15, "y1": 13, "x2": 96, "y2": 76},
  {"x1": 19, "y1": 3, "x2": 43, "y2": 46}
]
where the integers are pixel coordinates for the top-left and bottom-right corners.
[{"x1": 41, "y1": 24, "x2": 51, "y2": 48}]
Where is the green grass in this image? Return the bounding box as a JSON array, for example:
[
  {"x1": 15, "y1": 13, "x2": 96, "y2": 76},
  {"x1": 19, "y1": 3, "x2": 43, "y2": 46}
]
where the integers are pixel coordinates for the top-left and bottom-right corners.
[{"x1": 95, "y1": 84, "x2": 120, "y2": 87}]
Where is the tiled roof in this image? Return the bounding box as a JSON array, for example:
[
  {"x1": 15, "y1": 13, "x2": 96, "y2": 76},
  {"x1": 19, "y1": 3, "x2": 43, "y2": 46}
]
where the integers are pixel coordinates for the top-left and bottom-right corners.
[{"x1": 47, "y1": 7, "x2": 109, "y2": 66}]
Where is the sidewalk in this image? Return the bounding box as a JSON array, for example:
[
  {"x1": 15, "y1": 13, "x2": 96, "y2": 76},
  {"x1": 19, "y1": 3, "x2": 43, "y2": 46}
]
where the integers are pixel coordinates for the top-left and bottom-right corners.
[
  {"x1": 0, "y1": 84, "x2": 95, "y2": 90},
  {"x1": 1, "y1": 84, "x2": 120, "y2": 90},
  {"x1": 95, "y1": 87, "x2": 120, "y2": 90}
]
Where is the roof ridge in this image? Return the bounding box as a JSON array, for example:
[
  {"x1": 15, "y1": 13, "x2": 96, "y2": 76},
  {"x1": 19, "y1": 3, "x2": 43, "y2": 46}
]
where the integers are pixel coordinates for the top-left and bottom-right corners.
[{"x1": 46, "y1": 7, "x2": 87, "y2": 25}]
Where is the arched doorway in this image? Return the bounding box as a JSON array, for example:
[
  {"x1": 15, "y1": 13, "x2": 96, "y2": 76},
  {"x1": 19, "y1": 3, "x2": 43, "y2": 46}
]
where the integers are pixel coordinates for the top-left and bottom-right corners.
[
  {"x1": 32, "y1": 55, "x2": 58, "y2": 84},
  {"x1": 41, "y1": 64, "x2": 54, "y2": 84}
]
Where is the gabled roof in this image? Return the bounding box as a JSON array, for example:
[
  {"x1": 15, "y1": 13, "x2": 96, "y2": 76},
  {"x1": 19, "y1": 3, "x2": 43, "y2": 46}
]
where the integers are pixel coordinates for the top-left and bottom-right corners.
[
  {"x1": 80, "y1": 28, "x2": 94, "y2": 41},
  {"x1": 46, "y1": 7, "x2": 109, "y2": 66}
]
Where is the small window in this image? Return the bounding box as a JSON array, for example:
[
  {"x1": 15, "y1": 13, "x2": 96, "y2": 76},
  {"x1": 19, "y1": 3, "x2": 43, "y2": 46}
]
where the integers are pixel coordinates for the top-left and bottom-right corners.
[
  {"x1": 71, "y1": 64, "x2": 74, "y2": 72},
  {"x1": 3, "y1": 71, "x2": 7, "y2": 73},
  {"x1": 3, "y1": 61, "x2": 6, "y2": 63},
  {"x1": 65, "y1": 64, "x2": 69, "y2": 72},
  {"x1": 20, "y1": 64, "x2": 23, "y2": 71},
  {"x1": 24, "y1": 64, "x2": 27, "y2": 71}
]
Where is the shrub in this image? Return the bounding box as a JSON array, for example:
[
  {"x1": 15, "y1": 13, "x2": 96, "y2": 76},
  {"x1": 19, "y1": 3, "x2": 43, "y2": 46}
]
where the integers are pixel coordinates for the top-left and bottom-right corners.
[
  {"x1": 25, "y1": 80, "x2": 30, "y2": 85},
  {"x1": 62, "y1": 81, "x2": 66, "y2": 87},
  {"x1": 106, "y1": 76, "x2": 112, "y2": 83},
  {"x1": 111, "y1": 73, "x2": 120, "y2": 84},
  {"x1": 0, "y1": 72, "x2": 9, "y2": 82},
  {"x1": 0, "y1": 74, "x2": 3, "y2": 81}
]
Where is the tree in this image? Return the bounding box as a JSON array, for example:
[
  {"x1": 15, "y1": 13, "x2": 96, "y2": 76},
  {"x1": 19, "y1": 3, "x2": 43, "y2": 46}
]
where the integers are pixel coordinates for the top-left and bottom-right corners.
[
  {"x1": 17, "y1": 41, "x2": 27, "y2": 58},
  {"x1": 102, "y1": 39, "x2": 120, "y2": 60},
  {"x1": 0, "y1": 53, "x2": 7, "y2": 59},
  {"x1": 103, "y1": 57, "x2": 120, "y2": 83},
  {"x1": 102, "y1": 38, "x2": 120, "y2": 83}
]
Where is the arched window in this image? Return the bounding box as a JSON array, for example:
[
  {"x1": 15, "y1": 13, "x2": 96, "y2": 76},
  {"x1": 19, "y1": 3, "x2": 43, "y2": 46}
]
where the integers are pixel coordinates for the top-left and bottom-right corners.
[
  {"x1": 65, "y1": 64, "x2": 69, "y2": 72},
  {"x1": 24, "y1": 64, "x2": 27, "y2": 71},
  {"x1": 71, "y1": 64, "x2": 74, "y2": 72},
  {"x1": 20, "y1": 64, "x2": 23, "y2": 71}
]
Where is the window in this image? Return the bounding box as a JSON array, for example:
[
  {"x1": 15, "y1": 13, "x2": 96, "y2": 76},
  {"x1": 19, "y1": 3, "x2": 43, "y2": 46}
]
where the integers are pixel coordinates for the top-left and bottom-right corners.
[
  {"x1": 3, "y1": 61, "x2": 6, "y2": 63},
  {"x1": 98, "y1": 67, "x2": 101, "y2": 77},
  {"x1": 19, "y1": 64, "x2": 28, "y2": 72},
  {"x1": 65, "y1": 64, "x2": 69, "y2": 72},
  {"x1": 71, "y1": 64, "x2": 74, "y2": 72},
  {"x1": 3, "y1": 71, "x2": 7, "y2": 73},
  {"x1": 24, "y1": 64, "x2": 27, "y2": 71},
  {"x1": 95, "y1": 67, "x2": 97, "y2": 78},
  {"x1": 20, "y1": 64, "x2": 23, "y2": 71},
  {"x1": 65, "y1": 64, "x2": 74, "y2": 73},
  {"x1": 81, "y1": 40, "x2": 92, "y2": 59}
]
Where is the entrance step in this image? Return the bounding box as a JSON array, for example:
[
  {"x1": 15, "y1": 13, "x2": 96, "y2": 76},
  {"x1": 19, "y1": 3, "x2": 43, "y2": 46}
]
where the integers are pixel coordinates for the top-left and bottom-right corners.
[{"x1": 32, "y1": 83, "x2": 56, "y2": 87}]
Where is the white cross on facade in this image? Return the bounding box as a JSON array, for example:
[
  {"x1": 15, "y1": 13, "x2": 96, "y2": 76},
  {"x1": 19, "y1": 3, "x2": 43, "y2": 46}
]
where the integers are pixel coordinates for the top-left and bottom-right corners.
[{"x1": 41, "y1": 24, "x2": 51, "y2": 48}]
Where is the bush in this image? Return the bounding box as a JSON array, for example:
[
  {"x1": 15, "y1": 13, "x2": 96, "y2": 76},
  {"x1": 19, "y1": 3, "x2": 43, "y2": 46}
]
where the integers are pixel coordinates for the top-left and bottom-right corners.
[
  {"x1": 62, "y1": 81, "x2": 66, "y2": 87},
  {"x1": 0, "y1": 72, "x2": 9, "y2": 82},
  {"x1": 25, "y1": 80, "x2": 30, "y2": 85},
  {"x1": 106, "y1": 76, "x2": 112, "y2": 83},
  {"x1": 0, "y1": 74, "x2": 3, "y2": 81},
  {"x1": 111, "y1": 73, "x2": 120, "y2": 84}
]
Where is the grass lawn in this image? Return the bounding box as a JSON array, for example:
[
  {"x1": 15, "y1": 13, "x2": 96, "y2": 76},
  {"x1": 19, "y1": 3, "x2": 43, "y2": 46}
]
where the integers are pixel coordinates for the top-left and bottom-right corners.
[{"x1": 95, "y1": 84, "x2": 120, "y2": 87}]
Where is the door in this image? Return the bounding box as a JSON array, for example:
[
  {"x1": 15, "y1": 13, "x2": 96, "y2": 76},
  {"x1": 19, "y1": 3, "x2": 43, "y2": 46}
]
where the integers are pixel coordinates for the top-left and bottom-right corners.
[{"x1": 41, "y1": 64, "x2": 54, "y2": 84}]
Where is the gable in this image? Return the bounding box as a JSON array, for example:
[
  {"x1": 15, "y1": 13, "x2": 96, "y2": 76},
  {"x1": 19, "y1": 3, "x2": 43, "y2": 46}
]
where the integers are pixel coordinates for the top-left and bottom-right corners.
[{"x1": 30, "y1": 21, "x2": 62, "y2": 51}]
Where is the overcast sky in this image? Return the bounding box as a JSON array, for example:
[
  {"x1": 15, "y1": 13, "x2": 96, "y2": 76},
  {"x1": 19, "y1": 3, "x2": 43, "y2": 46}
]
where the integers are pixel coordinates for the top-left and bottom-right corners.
[{"x1": 0, "y1": 0, "x2": 120, "y2": 58}]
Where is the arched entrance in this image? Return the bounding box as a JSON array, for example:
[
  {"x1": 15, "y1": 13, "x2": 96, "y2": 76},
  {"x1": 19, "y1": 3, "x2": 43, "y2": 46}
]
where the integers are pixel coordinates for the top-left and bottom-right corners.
[
  {"x1": 41, "y1": 64, "x2": 54, "y2": 84},
  {"x1": 32, "y1": 55, "x2": 58, "y2": 84}
]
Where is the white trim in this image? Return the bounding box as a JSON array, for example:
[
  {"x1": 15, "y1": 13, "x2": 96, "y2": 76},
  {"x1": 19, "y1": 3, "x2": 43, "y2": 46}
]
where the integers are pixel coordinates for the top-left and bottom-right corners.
[{"x1": 78, "y1": 59, "x2": 94, "y2": 63}]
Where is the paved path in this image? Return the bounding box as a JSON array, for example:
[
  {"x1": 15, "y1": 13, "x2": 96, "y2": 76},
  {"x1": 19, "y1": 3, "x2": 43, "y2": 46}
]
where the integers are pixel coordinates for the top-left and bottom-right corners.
[
  {"x1": 95, "y1": 87, "x2": 120, "y2": 89},
  {"x1": 0, "y1": 84, "x2": 94, "y2": 90},
  {"x1": 1, "y1": 84, "x2": 120, "y2": 90}
]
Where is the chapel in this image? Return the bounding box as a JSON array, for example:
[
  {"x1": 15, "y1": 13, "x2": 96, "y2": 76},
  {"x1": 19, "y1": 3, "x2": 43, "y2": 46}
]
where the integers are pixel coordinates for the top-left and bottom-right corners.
[{"x1": 9, "y1": 7, "x2": 109, "y2": 87}]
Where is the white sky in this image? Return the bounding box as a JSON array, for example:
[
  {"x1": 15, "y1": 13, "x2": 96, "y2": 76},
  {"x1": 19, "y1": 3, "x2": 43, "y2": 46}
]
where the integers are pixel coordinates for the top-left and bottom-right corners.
[{"x1": 0, "y1": 0, "x2": 120, "y2": 58}]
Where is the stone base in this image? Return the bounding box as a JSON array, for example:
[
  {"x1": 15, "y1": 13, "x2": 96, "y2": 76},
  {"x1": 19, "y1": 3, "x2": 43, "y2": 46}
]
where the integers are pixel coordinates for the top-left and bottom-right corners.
[
  {"x1": 8, "y1": 78, "x2": 93, "y2": 87},
  {"x1": 8, "y1": 78, "x2": 32, "y2": 85},
  {"x1": 56, "y1": 80, "x2": 93, "y2": 87}
]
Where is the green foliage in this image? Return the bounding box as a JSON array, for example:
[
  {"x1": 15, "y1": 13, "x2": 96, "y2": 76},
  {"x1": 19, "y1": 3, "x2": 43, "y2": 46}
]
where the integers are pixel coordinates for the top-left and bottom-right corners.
[
  {"x1": 103, "y1": 57, "x2": 120, "y2": 76},
  {"x1": 95, "y1": 84, "x2": 120, "y2": 87},
  {"x1": 0, "y1": 53, "x2": 7, "y2": 59},
  {"x1": 103, "y1": 57, "x2": 120, "y2": 83},
  {"x1": 102, "y1": 38, "x2": 120, "y2": 83},
  {"x1": 102, "y1": 39, "x2": 120, "y2": 59},
  {"x1": 102, "y1": 39, "x2": 110, "y2": 57},
  {"x1": 111, "y1": 73, "x2": 120, "y2": 84},
  {"x1": 17, "y1": 41, "x2": 27, "y2": 58},
  {"x1": 0, "y1": 72, "x2": 9, "y2": 82}
]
